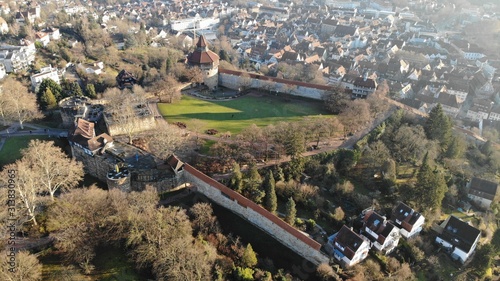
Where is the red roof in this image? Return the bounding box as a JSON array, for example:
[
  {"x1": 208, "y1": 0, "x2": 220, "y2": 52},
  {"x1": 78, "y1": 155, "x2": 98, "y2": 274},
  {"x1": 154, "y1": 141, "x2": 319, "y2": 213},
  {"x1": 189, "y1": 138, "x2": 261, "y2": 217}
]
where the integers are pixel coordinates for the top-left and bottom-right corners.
[
  {"x1": 187, "y1": 35, "x2": 220, "y2": 65},
  {"x1": 196, "y1": 35, "x2": 207, "y2": 48},
  {"x1": 188, "y1": 50, "x2": 219, "y2": 64}
]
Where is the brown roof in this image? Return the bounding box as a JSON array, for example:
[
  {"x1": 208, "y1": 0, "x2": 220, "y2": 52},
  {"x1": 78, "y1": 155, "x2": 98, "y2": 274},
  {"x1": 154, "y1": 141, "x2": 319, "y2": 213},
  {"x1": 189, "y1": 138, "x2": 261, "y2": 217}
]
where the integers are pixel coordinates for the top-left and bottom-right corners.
[
  {"x1": 391, "y1": 202, "x2": 423, "y2": 232},
  {"x1": 187, "y1": 35, "x2": 219, "y2": 65},
  {"x1": 74, "y1": 119, "x2": 94, "y2": 139},
  {"x1": 333, "y1": 225, "x2": 366, "y2": 260},
  {"x1": 184, "y1": 164, "x2": 321, "y2": 251}
]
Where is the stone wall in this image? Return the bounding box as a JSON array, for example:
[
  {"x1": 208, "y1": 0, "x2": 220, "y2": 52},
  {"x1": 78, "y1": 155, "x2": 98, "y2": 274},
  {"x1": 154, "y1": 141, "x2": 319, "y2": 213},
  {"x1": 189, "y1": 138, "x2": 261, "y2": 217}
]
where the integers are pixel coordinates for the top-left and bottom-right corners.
[
  {"x1": 219, "y1": 68, "x2": 332, "y2": 100},
  {"x1": 71, "y1": 145, "x2": 181, "y2": 192},
  {"x1": 183, "y1": 164, "x2": 329, "y2": 266},
  {"x1": 105, "y1": 115, "x2": 156, "y2": 137},
  {"x1": 204, "y1": 66, "x2": 219, "y2": 89}
]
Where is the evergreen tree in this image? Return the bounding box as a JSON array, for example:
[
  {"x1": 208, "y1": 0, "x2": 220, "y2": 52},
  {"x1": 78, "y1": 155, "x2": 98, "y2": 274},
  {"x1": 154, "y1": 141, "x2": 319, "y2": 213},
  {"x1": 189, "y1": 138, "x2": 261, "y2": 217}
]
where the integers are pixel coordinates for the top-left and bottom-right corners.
[
  {"x1": 70, "y1": 82, "x2": 83, "y2": 97},
  {"x1": 244, "y1": 165, "x2": 264, "y2": 203},
  {"x1": 414, "y1": 153, "x2": 447, "y2": 210},
  {"x1": 285, "y1": 197, "x2": 296, "y2": 226},
  {"x1": 274, "y1": 165, "x2": 285, "y2": 182},
  {"x1": 241, "y1": 244, "x2": 258, "y2": 268},
  {"x1": 445, "y1": 134, "x2": 466, "y2": 159},
  {"x1": 229, "y1": 162, "x2": 243, "y2": 192},
  {"x1": 85, "y1": 83, "x2": 97, "y2": 99},
  {"x1": 37, "y1": 78, "x2": 62, "y2": 102},
  {"x1": 263, "y1": 171, "x2": 277, "y2": 214},
  {"x1": 424, "y1": 104, "x2": 452, "y2": 149},
  {"x1": 40, "y1": 88, "x2": 57, "y2": 110}
]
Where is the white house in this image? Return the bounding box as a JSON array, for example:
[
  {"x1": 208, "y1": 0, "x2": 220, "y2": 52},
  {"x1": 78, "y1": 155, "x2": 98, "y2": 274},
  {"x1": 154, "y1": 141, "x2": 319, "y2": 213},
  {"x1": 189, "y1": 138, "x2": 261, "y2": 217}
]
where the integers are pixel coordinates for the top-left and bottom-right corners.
[
  {"x1": 361, "y1": 211, "x2": 400, "y2": 254},
  {"x1": 391, "y1": 202, "x2": 425, "y2": 239},
  {"x1": 328, "y1": 225, "x2": 371, "y2": 267},
  {"x1": 0, "y1": 43, "x2": 36, "y2": 73},
  {"x1": 467, "y1": 177, "x2": 498, "y2": 209},
  {"x1": 35, "y1": 32, "x2": 51, "y2": 47},
  {"x1": 435, "y1": 215, "x2": 481, "y2": 263},
  {"x1": 30, "y1": 65, "x2": 60, "y2": 91}
]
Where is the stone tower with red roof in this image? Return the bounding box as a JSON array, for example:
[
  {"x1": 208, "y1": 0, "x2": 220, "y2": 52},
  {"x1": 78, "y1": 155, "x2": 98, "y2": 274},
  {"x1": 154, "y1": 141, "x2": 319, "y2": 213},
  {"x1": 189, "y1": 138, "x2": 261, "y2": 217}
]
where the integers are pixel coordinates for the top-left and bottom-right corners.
[{"x1": 187, "y1": 35, "x2": 220, "y2": 89}]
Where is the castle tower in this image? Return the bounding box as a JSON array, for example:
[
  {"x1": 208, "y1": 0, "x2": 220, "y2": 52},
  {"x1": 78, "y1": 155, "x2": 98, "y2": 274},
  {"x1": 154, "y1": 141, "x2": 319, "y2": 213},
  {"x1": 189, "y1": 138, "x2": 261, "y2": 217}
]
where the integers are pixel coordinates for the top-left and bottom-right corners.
[
  {"x1": 187, "y1": 35, "x2": 220, "y2": 89},
  {"x1": 106, "y1": 165, "x2": 131, "y2": 192}
]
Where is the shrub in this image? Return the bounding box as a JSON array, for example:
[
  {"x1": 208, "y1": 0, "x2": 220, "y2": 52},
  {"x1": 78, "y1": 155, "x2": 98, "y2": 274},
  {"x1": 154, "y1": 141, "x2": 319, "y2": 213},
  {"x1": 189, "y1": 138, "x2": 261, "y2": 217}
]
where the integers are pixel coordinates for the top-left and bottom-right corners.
[{"x1": 206, "y1": 128, "x2": 219, "y2": 135}]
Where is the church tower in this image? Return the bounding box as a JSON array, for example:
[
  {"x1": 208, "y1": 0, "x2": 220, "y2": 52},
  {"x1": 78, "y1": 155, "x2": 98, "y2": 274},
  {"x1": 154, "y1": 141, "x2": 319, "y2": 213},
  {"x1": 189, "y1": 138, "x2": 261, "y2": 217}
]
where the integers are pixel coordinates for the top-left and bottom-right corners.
[{"x1": 187, "y1": 35, "x2": 220, "y2": 89}]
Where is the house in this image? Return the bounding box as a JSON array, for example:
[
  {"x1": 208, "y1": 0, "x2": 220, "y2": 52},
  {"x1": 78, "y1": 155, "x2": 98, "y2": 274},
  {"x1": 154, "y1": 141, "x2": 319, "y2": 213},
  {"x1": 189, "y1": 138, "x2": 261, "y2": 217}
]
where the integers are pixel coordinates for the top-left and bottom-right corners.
[
  {"x1": 352, "y1": 76, "x2": 377, "y2": 98},
  {"x1": 328, "y1": 225, "x2": 371, "y2": 267},
  {"x1": 0, "y1": 43, "x2": 36, "y2": 73},
  {"x1": 467, "y1": 177, "x2": 498, "y2": 209},
  {"x1": 391, "y1": 202, "x2": 425, "y2": 239},
  {"x1": 467, "y1": 98, "x2": 493, "y2": 121},
  {"x1": 30, "y1": 65, "x2": 60, "y2": 91},
  {"x1": 361, "y1": 211, "x2": 400, "y2": 254},
  {"x1": 435, "y1": 215, "x2": 481, "y2": 263},
  {"x1": 79, "y1": 62, "x2": 104, "y2": 75},
  {"x1": 35, "y1": 32, "x2": 51, "y2": 47},
  {"x1": 116, "y1": 69, "x2": 138, "y2": 89},
  {"x1": 436, "y1": 92, "x2": 461, "y2": 118}
]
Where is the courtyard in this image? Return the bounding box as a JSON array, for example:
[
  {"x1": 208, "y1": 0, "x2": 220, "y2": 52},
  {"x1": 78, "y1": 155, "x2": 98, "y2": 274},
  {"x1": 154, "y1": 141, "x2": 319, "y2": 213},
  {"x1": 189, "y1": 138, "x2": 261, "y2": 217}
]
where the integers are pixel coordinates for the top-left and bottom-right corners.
[{"x1": 157, "y1": 93, "x2": 331, "y2": 134}]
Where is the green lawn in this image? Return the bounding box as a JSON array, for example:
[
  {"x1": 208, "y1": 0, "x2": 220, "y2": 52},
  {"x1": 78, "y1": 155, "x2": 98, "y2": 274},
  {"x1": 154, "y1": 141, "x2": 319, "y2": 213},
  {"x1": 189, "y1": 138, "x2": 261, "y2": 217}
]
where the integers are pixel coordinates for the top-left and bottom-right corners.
[
  {"x1": 158, "y1": 94, "x2": 330, "y2": 133},
  {"x1": 0, "y1": 136, "x2": 52, "y2": 167}
]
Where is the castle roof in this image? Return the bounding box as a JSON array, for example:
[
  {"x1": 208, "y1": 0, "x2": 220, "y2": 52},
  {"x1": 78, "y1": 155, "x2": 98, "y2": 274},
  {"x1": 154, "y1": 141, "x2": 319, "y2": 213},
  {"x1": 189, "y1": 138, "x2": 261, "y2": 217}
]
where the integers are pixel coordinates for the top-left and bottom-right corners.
[{"x1": 187, "y1": 35, "x2": 219, "y2": 65}]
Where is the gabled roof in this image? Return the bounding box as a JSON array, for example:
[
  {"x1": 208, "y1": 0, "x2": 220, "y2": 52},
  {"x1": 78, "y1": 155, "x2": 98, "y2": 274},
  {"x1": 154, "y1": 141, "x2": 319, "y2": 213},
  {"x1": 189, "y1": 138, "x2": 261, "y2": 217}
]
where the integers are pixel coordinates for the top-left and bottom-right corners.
[
  {"x1": 439, "y1": 215, "x2": 480, "y2": 253},
  {"x1": 391, "y1": 202, "x2": 424, "y2": 232},
  {"x1": 437, "y1": 92, "x2": 460, "y2": 108},
  {"x1": 167, "y1": 154, "x2": 184, "y2": 173},
  {"x1": 74, "y1": 118, "x2": 95, "y2": 139},
  {"x1": 363, "y1": 211, "x2": 398, "y2": 245},
  {"x1": 468, "y1": 177, "x2": 498, "y2": 201},
  {"x1": 333, "y1": 225, "x2": 366, "y2": 260}
]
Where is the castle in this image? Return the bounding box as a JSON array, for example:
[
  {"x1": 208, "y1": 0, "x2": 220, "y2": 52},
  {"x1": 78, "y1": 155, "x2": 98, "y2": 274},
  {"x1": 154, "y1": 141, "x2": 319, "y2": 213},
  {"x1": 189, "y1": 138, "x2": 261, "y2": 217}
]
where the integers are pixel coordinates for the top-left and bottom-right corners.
[{"x1": 187, "y1": 35, "x2": 220, "y2": 89}]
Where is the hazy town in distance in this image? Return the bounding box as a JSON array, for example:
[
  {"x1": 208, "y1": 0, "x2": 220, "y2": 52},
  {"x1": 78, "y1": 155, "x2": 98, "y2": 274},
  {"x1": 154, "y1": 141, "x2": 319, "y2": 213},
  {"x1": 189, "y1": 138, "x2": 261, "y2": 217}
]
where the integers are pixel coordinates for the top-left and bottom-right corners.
[{"x1": 0, "y1": 0, "x2": 499, "y2": 280}]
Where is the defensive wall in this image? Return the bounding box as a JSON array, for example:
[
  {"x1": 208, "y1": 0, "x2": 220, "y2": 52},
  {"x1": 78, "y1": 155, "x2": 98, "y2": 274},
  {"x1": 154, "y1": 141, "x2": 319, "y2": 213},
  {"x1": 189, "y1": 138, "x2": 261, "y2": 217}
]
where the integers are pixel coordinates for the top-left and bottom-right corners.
[
  {"x1": 71, "y1": 143, "x2": 181, "y2": 192},
  {"x1": 183, "y1": 163, "x2": 329, "y2": 266},
  {"x1": 218, "y1": 68, "x2": 334, "y2": 100}
]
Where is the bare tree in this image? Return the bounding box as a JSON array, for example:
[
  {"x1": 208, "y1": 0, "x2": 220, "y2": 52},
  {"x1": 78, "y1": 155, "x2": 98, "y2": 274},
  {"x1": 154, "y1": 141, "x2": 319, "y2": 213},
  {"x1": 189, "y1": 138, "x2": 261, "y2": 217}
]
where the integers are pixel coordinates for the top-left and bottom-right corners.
[
  {"x1": 0, "y1": 85, "x2": 12, "y2": 125},
  {"x1": 147, "y1": 123, "x2": 184, "y2": 159},
  {"x1": 47, "y1": 186, "x2": 128, "y2": 273},
  {"x1": 302, "y1": 117, "x2": 331, "y2": 147},
  {"x1": 185, "y1": 66, "x2": 204, "y2": 84},
  {"x1": 0, "y1": 251, "x2": 42, "y2": 281},
  {"x1": 149, "y1": 75, "x2": 182, "y2": 103},
  {"x1": 104, "y1": 88, "x2": 148, "y2": 144},
  {"x1": 2, "y1": 78, "x2": 42, "y2": 129},
  {"x1": 339, "y1": 99, "x2": 371, "y2": 134},
  {"x1": 189, "y1": 202, "x2": 220, "y2": 236},
  {"x1": 367, "y1": 80, "x2": 390, "y2": 117},
  {"x1": 21, "y1": 140, "x2": 84, "y2": 201},
  {"x1": 1, "y1": 162, "x2": 43, "y2": 226}
]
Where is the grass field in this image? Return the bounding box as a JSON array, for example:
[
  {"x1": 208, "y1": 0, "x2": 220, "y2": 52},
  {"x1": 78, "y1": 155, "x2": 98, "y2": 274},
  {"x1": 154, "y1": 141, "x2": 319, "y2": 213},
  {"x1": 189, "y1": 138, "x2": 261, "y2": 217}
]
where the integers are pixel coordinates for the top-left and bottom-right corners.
[
  {"x1": 0, "y1": 136, "x2": 52, "y2": 167},
  {"x1": 158, "y1": 94, "x2": 331, "y2": 133}
]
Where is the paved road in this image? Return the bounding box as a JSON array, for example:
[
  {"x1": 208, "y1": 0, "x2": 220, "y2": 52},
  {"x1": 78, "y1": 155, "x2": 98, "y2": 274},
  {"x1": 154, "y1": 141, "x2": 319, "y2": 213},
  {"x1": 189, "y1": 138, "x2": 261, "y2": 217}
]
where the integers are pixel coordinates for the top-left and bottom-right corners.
[{"x1": 0, "y1": 123, "x2": 68, "y2": 152}]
